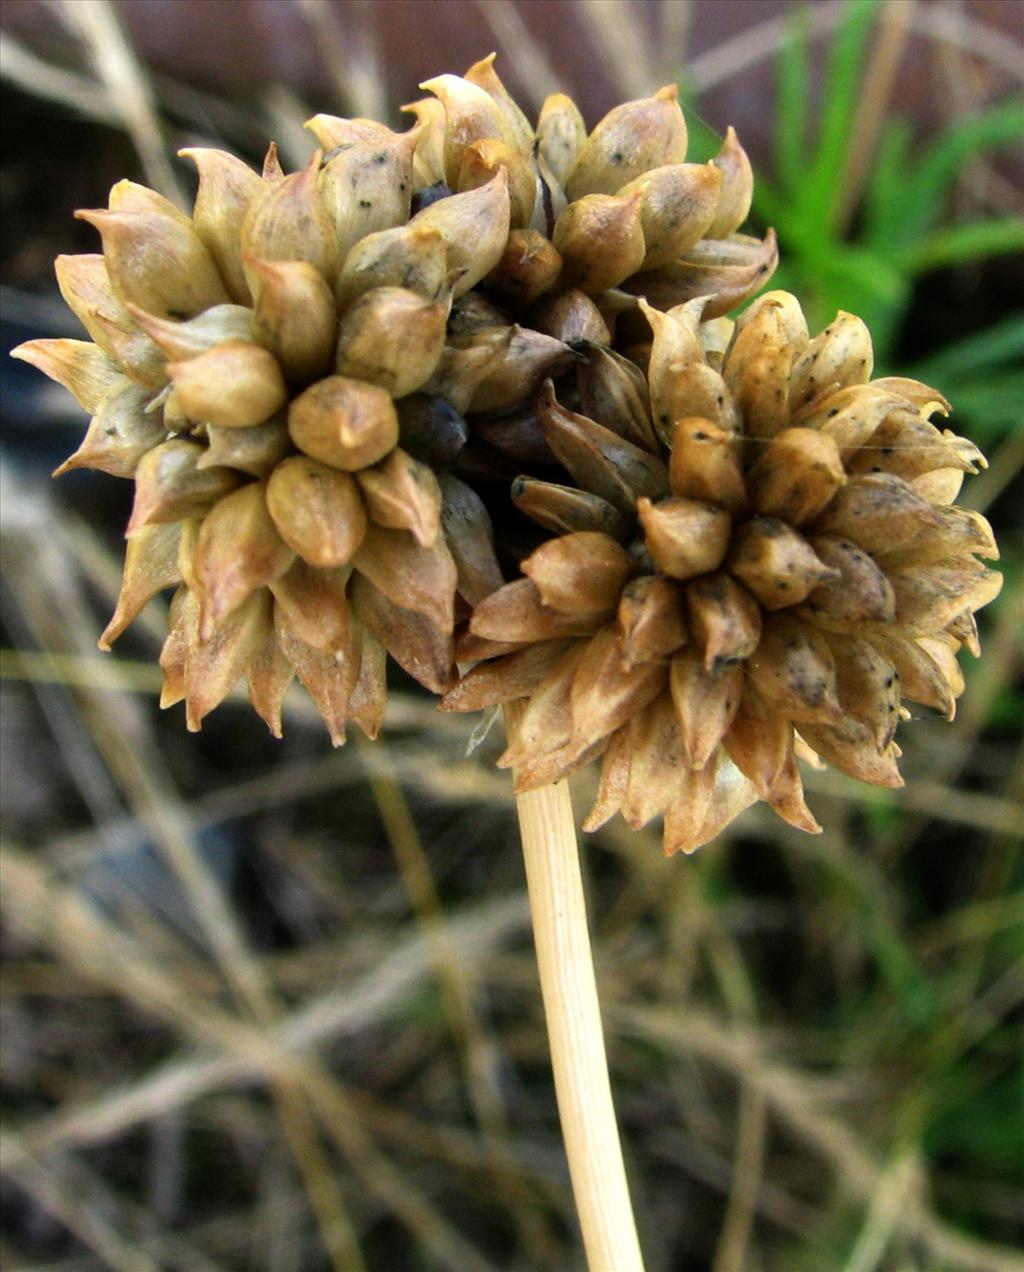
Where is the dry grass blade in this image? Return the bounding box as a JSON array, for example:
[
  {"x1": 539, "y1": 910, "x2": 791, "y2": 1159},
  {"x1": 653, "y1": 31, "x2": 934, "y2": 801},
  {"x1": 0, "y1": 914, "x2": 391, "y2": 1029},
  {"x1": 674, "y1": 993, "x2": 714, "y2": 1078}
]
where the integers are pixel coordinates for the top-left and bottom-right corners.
[
  {"x1": 471, "y1": 0, "x2": 562, "y2": 109},
  {"x1": 9, "y1": 892, "x2": 527, "y2": 1162},
  {"x1": 710, "y1": 1080, "x2": 767, "y2": 1272},
  {"x1": 0, "y1": 842, "x2": 500, "y2": 1272},
  {"x1": 841, "y1": 1151, "x2": 927, "y2": 1272},
  {"x1": 617, "y1": 1003, "x2": 1024, "y2": 1272},
  {"x1": 7, "y1": 502, "x2": 415, "y2": 1270},
  {"x1": 293, "y1": 0, "x2": 387, "y2": 121},
  {"x1": 685, "y1": 0, "x2": 1024, "y2": 96},
  {"x1": 658, "y1": 0, "x2": 694, "y2": 84},
  {"x1": 51, "y1": 0, "x2": 184, "y2": 204},
  {"x1": 834, "y1": 0, "x2": 916, "y2": 233},
  {"x1": 359, "y1": 738, "x2": 558, "y2": 1262},
  {"x1": 0, "y1": 30, "x2": 122, "y2": 127},
  {"x1": 575, "y1": 0, "x2": 656, "y2": 99},
  {"x1": 2, "y1": 1142, "x2": 228, "y2": 1272},
  {"x1": 3, "y1": 1145, "x2": 163, "y2": 1272}
]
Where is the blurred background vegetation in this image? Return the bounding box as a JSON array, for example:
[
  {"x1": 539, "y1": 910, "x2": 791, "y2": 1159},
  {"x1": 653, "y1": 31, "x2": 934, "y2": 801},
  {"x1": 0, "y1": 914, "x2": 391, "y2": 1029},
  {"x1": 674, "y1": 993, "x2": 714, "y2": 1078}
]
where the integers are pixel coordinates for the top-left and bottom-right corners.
[{"x1": 1, "y1": 1, "x2": 1021, "y2": 1269}]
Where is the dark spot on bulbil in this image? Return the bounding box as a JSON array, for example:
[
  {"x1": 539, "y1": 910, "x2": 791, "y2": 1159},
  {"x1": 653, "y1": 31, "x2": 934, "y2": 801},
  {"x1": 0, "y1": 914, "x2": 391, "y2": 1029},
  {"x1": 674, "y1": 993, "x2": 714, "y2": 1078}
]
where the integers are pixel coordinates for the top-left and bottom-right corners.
[
  {"x1": 611, "y1": 151, "x2": 625, "y2": 164},
  {"x1": 375, "y1": 152, "x2": 388, "y2": 165},
  {"x1": 359, "y1": 199, "x2": 373, "y2": 208},
  {"x1": 411, "y1": 182, "x2": 453, "y2": 214}
]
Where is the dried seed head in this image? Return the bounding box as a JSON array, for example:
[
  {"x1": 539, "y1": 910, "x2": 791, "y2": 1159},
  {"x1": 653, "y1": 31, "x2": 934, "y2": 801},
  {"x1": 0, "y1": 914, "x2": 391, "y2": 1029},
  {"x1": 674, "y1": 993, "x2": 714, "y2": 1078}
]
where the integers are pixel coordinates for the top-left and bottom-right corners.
[
  {"x1": 53, "y1": 379, "x2": 166, "y2": 478},
  {"x1": 445, "y1": 290, "x2": 998, "y2": 854},
  {"x1": 522, "y1": 532, "x2": 631, "y2": 614},
  {"x1": 247, "y1": 257, "x2": 336, "y2": 384},
  {"x1": 265, "y1": 456, "x2": 367, "y2": 567},
  {"x1": 128, "y1": 302, "x2": 253, "y2": 362},
  {"x1": 287, "y1": 375, "x2": 399, "y2": 471},
  {"x1": 12, "y1": 338, "x2": 122, "y2": 413},
  {"x1": 26, "y1": 66, "x2": 996, "y2": 794},
  {"x1": 487, "y1": 230, "x2": 563, "y2": 307},
  {"x1": 319, "y1": 129, "x2": 418, "y2": 261},
  {"x1": 410, "y1": 170, "x2": 512, "y2": 298},
  {"x1": 356, "y1": 448, "x2": 442, "y2": 547},
  {"x1": 565, "y1": 85, "x2": 688, "y2": 200},
  {"x1": 706, "y1": 127, "x2": 754, "y2": 238},
  {"x1": 464, "y1": 53, "x2": 535, "y2": 156},
  {"x1": 193, "y1": 481, "x2": 295, "y2": 636},
  {"x1": 241, "y1": 152, "x2": 338, "y2": 283},
  {"x1": 168, "y1": 339, "x2": 288, "y2": 427},
  {"x1": 335, "y1": 286, "x2": 450, "y2": 397},
  {"x1": 420, "y1": 73, "x2": 520, "y2": 185},
  {"x1": 637, "y1": 496, "x2": 731, "y2": 580},
  {"x1": 336, "y1": 222, "x2": 448, "y2": 309},
  {"x1": 727, "y1": 517, "x2": 836, "y2": 610},
  {"x1": 75, "y1": 205, "x2": 229, "y2": 319},
  {"x1": 619, "y1": 163, "x2": 722, "y2": 270},
  {"x1": 54, "y1": 253, "x2": 166, "y2": 388},
  {"x1": 552, "y1": 191, "x2": 647, "y2": 294},
  {"x1": 127, "y1": 438, "x2": 240, "y2": 534},
  {"x1": 458, "y1": 138, "x2": 536, "y2": 227},
  {"x1": 180, "y1": 147, "x2": 265, "y2": 303},
  {"x1": 531, "y1": 289, "x2": 611, "y2": 346}
]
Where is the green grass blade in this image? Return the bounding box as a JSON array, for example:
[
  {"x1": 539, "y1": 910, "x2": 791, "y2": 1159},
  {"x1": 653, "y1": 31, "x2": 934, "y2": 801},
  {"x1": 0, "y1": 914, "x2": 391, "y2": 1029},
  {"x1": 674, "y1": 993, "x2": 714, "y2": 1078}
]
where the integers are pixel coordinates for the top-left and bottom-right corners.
[
  {"x1": 907, "y1": 219, "x2": 1024, "y2": 274},
  {"x1": 938, "y1": 374, "x2": 1024, "y2": 438},
  {"x1": 863, "y1": 117, "x2": 913, "y2": 249},
  {"x1": 894, "y1": 99, "x2": 1024, "y2": 246},
  {"x1": 801, "y1": 0, "x2": 879, "y2": 238},
  {"x1": 774, "y1": 3, "x2": 812, "y2": 199},
  {"x1": 912, "y1": 315, "x2": 1024, "y2": 380}
]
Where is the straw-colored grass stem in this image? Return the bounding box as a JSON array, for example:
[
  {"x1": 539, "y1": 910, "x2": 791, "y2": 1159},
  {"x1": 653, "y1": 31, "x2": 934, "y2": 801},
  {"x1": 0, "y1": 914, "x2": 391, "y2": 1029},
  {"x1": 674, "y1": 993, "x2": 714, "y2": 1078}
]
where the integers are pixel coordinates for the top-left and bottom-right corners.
[{"x1": 506, "y1": 702, "x2": 644, "y2": 1272}]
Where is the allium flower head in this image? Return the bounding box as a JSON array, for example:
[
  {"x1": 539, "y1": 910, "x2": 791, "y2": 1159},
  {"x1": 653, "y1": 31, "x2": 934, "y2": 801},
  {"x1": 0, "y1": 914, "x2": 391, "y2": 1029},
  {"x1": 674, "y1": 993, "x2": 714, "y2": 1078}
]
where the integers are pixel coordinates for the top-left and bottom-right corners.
[
  {"x1": 442, "y1": 290, "x2": 1001, "y2": 853},
  {"x1": 14, "y1": 58, "x2": 771, "y2": 746}
]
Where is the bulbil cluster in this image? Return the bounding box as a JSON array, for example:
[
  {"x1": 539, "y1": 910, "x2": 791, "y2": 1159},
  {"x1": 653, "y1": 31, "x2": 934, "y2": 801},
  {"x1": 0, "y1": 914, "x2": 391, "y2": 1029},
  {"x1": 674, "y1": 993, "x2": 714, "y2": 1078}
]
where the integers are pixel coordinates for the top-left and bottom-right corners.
[
  {"x1": 442, "y1": 290, "x2": 1000, "y2": 852},
  {"x1": 16, "y1": 56, "x2": 763, "y2": 747},
  {"x1": 15, "y1": 57, "x2": 1000, "y2": 851}
]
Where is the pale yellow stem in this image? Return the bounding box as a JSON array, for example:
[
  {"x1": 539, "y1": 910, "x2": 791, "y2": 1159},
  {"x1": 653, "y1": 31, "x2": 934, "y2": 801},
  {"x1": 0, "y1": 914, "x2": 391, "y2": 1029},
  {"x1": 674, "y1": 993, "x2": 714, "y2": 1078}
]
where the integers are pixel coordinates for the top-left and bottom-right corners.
[{"x1": 507, "y1": 704, "x2": 644, "y2": 1272}]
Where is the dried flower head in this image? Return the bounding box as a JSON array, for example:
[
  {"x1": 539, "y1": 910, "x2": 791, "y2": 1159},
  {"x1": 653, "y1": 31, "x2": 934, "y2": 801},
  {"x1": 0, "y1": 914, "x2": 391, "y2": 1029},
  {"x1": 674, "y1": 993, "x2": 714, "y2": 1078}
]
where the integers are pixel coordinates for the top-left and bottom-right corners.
[
  {"x1": 16, "y1": 58, "x2": 768, "y2": 744},
  {"x1": 442, "y1": 291, "x2": 1001, "y2": 854}
]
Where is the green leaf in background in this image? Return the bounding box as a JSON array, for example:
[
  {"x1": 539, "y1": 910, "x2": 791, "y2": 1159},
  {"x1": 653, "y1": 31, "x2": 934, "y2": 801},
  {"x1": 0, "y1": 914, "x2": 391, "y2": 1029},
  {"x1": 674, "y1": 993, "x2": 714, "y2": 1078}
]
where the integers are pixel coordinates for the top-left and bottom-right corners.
[
  {"x1": 876, "y1": 98, "x2": 1024, "y2": 253},
  {"x1": 907, "y1": 219, "x2": 1024, "y2": 276},
  {"x1": 774, "y1": 0, "x2": 811, "y2": 199},
  {"x1": 912, "y1": 314, "x2": 1024, "y2": 381},
  {"x1": 694, "y1": 0, "x2": 1024, "y2": 373},
  {"x1": 797, "y1": 0, "x2": 877, "y2": 240},
  {"x1": 910, "y1": 316, "x2": 1024, "y2": 439}
]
